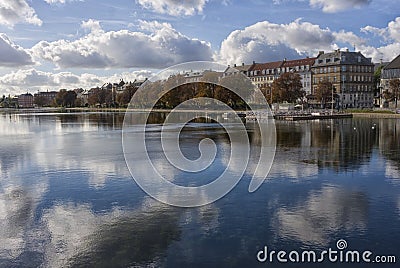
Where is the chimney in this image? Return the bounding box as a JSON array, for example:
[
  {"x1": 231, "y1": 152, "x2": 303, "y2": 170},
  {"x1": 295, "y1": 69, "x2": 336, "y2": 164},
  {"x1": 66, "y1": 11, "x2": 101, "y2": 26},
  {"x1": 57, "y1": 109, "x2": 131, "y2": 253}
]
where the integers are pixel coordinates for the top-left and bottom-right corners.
[
  {"x1": 346, "y1": 48, "x2": 349, "y2": 52},
  {"x1": 284, "y1": 58, "x2": 287, "y2": 61},
  {"x1": 253, "y1": 61, "x2": 255, "y2": 64},
  {"x1": 318, "y1": 51, "x2": 324, "y2": 56},
  {"x1": 242, "y1": 62, "x2": 244, "y2": 66},
  {"x1": 234, "y1": 64, "x2": 237, "y2": 67}
]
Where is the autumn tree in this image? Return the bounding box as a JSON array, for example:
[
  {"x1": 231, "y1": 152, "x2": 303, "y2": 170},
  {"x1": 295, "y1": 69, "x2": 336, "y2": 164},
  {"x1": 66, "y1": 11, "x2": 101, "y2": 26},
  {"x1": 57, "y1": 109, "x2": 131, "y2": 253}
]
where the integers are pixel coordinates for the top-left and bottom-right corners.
[
  {"x1": 55, "y1": 89, "x2": 77, "y2": 107},
  {"x1": 271, "y1": 72, "x2": 304, "y2": 103},
  {"x1": 315, "y1": 80, "x2": 334, "y2": 108},
  {"x1": 34, "y1": 95, "x2": 47, "y2": 107},
  {"x1": 88, "y1": 87, "x2": 112, "y2": 107},
  {"x1": 116, "y1": 84, "x2": 138, "y2": 106},
  {"x1": 388, "y1": 79, "x2": 400, "y2": 108}
]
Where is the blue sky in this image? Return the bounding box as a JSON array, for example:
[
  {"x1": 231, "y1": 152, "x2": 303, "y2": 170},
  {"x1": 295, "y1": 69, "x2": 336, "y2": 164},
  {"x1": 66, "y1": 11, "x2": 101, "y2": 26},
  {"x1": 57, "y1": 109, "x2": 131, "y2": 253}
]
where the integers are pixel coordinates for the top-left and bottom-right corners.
[{"x1": 0, "y1": 0, "x2": 399, "y2": 95}]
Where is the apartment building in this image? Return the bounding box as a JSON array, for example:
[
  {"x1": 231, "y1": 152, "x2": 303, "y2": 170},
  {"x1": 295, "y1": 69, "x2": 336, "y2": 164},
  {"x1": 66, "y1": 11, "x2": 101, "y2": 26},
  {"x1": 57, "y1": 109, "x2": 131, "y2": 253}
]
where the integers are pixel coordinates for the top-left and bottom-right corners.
[
  {"x1": 312, "y1": 49, "x2": 374, "y2": 108},
  {"x1": 281, "y1": 57, "x2": 316, "y2": 95}
]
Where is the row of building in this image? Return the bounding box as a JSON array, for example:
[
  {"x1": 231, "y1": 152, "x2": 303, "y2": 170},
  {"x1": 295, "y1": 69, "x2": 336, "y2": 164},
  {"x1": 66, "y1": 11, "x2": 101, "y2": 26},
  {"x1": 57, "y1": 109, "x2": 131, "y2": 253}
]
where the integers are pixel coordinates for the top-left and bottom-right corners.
[
  {"x1": 12, "y1": 50, "x2": 400, "y2": 109},
  {"x1": 14, "y1": 79, "x2": 147, "y2": 108},
  {"x1": 225, "y1": 49, "x2": 377, "y2": 109}
]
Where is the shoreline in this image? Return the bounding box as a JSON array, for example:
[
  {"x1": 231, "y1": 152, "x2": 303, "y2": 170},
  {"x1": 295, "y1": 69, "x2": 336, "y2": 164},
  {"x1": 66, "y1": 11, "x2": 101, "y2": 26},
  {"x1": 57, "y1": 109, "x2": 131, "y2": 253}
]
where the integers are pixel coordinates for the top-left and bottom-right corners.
[{"x1": 1, "y1": 107, "x2": 400, "y2": 119}]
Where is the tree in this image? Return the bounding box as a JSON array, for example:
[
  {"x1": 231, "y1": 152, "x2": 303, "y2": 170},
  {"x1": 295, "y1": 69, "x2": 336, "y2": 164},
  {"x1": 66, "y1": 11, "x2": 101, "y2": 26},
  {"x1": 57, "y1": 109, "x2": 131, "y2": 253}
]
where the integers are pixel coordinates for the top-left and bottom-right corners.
[
  {"x1": 374, "y1": 65, "x2": 383, "y2": 95},
  {"x1": 271, "y1": 72, "x2": 304, "y2": 103},
  {"x1": 64, "y1": 90, "x2": 77, "y2": 107},
  {"x1": 389, "y1": 79, "x2": 400, "y2": 108},
  {"x1": 55, "y1": 89, "x2": 77, "y2": 107},
  {"x1": 55, "y1": 89, "x2": 67, "y2": 107},
  {"x1": 34, "y1": 95, "x2": 47, "y2": 107},
  {"x1": 315, "y1": 80, "x2": 334, "y2": 108},
  {"x1": 116, "y1": 84, "x2": 138, "y2": 106},
  {"x1": 88, "y1": 87, "x2": 112, "y2": 107}
]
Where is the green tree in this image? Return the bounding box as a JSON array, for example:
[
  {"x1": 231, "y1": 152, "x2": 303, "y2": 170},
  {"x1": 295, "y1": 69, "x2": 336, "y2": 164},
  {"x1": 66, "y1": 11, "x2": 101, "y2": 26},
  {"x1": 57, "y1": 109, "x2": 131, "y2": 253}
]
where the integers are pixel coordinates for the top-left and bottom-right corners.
[
  {"x1": 315, "y1": 80, "x2": 334, "y2": 108},
  {"x1": 271, "y1": 72, "x2": 304, "y2": 103},
  {"x1": 374, "y1": 65, "x2": 383, "y2": 94}
]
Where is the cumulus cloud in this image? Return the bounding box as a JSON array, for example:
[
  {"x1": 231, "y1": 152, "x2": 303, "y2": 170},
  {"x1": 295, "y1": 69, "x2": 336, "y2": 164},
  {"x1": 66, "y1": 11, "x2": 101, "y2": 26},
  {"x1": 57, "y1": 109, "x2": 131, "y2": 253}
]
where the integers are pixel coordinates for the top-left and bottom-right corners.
[
  {"x1": 309, "y1": 0, "x2": 371, "y2": 13},
  {"x1": 218, "y1": 19, "x2": 335, "y2": 65},
  {"x1": 362, "y1": 17, "x2": 400, "y2": 43},
  {"x1": 31, "y1": 20, "x2": 213, "y2": 69},
  {"x1": 136, "y1": 0, "x2": 208, "y2": 16},
  {"x1": 0, "y1": 33, "x2": 34, "y2": 67},
  {"x1": 218, "y1": 17, "x2": 400, "y2": 65},
  {"x1": 359, "y1": 17, "x2": 400, "y2": 62},
  {"x1": 0, "y1": 68, "x2": 152, "y2": 95},
  {"x1": 0, "y1": 0, "x2": 42, "y2": 26}
]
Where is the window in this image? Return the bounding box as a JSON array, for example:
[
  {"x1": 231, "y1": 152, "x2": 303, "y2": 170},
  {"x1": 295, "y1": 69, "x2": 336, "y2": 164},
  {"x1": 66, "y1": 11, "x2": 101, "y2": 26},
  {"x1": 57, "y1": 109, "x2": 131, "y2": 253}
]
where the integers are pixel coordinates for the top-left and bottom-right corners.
[
  {"x1": 342, "y1": 75, "x2": 346, "y2": 81},
  {"x1": 342, "y1": 66, "x2": 347, "y2": 72},
  {"x1": 341, "y1": 56, "x2": 346, "y2": 61},
  {"x1": 358, "y1": 56, "x2": 361, "y2": 62}
]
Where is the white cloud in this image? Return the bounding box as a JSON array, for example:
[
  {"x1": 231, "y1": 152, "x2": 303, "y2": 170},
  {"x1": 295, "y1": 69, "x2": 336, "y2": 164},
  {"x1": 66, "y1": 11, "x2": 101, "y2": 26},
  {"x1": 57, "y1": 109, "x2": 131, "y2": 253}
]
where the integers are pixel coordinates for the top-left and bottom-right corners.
[
  {"x1": 309, "y1": 0, "x2": 371, "y2": 13},
  {"x1": 219, "y1": 17, "x2": 400, "y2": 65},
  {"x1": 333, "y1": 30, "x2": 367, "y2": 48},
  {"x1": 0, "y1": 68, "x2": 152, "y2": 95},
  {"x1": 359, "y1": 17, "x2": 400, "y2": 62},
  {"x1": 136, "y1": 0, "x2": 208, "y2": 16},
  {"x1": 362, "y1": 17, "x2": 400, "y2": 43},
  {"x1": 0, "y1": 0, "x2": 42, "y2": 26},
  {"x1": 0, "y1": 33, "x2": 34, "y2": 67},
  {"x1": 218, "y1": 19, "x2": 335, "y2": 65},
  {"x1": 31, "y1": 20, "x2": 213, "y2": 69}
]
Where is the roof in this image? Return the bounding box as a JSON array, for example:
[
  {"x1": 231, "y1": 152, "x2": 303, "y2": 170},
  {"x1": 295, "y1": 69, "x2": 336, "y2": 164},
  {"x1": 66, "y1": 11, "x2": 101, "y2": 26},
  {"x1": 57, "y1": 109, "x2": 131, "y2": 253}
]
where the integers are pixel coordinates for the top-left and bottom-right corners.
[
  {"x1": 19, "y1": 93, "x2": 33, "y2": 97},
  {"x1": 281, "y1": 57, "x2": 316, "y2": 67},
  {"x1": 251, "y1": 61, "x2": 283, "y2": 71},
  {"x1": 384, "y1": 54, "x2": 400, "y2": 70},
  {"x1": 313, "y1": 50, "x2": 373, "y2": 66},
  {"x1": 233, "y1": 64, "x2": 253, "y2": 72}
]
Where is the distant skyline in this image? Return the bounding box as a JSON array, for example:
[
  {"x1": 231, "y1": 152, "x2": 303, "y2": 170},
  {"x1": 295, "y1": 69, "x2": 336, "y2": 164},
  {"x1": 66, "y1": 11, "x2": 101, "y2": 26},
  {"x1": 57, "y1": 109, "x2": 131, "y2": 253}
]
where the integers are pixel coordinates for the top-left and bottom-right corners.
[{"x1": 0, "y1": 0, "x2": 399, "y2": 95}]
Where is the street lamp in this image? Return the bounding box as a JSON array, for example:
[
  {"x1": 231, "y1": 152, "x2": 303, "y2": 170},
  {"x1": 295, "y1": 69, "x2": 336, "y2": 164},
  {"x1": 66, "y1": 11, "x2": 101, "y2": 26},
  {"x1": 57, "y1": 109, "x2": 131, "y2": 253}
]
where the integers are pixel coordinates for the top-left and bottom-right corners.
[{"x1": 331, "y1": 86, "x2": 335, "y2": 115}]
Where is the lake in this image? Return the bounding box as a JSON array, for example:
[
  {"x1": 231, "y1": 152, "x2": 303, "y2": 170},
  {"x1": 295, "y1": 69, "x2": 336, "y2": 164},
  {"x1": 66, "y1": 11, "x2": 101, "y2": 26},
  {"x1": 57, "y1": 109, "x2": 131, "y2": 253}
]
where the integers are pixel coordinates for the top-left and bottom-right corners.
[{"x1": 0, "y1": 112, "x2": 399, "y2": 267}]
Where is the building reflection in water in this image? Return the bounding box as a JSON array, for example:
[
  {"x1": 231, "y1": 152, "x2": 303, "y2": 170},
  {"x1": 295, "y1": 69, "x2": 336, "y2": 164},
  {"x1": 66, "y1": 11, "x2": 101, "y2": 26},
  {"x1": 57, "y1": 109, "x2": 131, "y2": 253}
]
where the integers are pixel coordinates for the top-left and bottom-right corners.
[{"x1": 269, "y1": 118, "x2": 379, "y2": 177}]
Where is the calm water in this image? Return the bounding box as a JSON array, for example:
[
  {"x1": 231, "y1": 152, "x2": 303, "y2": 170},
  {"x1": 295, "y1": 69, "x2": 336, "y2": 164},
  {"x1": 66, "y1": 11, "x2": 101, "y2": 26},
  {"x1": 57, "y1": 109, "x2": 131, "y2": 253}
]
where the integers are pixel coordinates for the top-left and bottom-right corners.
[{"x1": 0, "y1": 112, "x2": 399, "y2": 267}]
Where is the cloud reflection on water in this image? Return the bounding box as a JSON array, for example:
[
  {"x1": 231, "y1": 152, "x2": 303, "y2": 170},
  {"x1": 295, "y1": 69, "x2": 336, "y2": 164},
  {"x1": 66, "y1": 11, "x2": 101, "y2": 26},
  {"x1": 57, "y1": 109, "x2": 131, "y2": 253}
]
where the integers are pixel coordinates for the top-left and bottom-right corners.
[{"x1": 275, "y1": 185, "x2": 368, "y2": 247}]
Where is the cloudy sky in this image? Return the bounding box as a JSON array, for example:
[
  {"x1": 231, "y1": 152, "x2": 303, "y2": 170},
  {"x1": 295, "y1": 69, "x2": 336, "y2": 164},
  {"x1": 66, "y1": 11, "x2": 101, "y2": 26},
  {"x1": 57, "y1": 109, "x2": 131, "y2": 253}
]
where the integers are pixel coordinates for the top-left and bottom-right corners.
[{"x1": 0, "y1": 0, "x2": 399, "y2": 95}]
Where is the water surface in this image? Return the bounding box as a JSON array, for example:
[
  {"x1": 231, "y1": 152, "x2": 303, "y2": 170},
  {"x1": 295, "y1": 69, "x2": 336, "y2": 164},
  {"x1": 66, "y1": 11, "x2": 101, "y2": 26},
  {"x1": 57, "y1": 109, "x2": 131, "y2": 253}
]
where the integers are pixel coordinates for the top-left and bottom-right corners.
[{"x1": 0, "y1": 112, "x2": 399, "y2": 267}]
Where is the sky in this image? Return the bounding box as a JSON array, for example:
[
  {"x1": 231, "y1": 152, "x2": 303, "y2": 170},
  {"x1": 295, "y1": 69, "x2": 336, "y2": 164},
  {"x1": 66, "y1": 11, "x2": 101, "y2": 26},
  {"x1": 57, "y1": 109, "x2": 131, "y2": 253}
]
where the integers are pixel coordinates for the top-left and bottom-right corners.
[{"x1": 0, "y1": 0, "x2": 400, "y2": 95}]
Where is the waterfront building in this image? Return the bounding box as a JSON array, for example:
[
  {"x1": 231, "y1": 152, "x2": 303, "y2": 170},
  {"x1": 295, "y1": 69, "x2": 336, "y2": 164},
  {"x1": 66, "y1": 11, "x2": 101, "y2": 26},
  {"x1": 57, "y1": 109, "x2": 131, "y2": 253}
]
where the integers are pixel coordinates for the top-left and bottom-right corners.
[
  {"x1": 312, "y1": 49, "x2": 374, "y2": 109},
  {"x1": 281, "y1": 57, "x2": 316, "y2": 96},
  {"x1": 380, "y1": 54, "x2": 400, "y2": 108},
  {"x1": 247, "y1": 61, "x2": 282, "y2": 90},
  {"x1": 18, "y1": 93, "x2": 34, "y2": 108},
  {"x1": 223, "y1": 63, "x2": 255, "y2": 77},
  {"x1": 34, "y1": 91, "x2": 58, "y2": 106}
]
